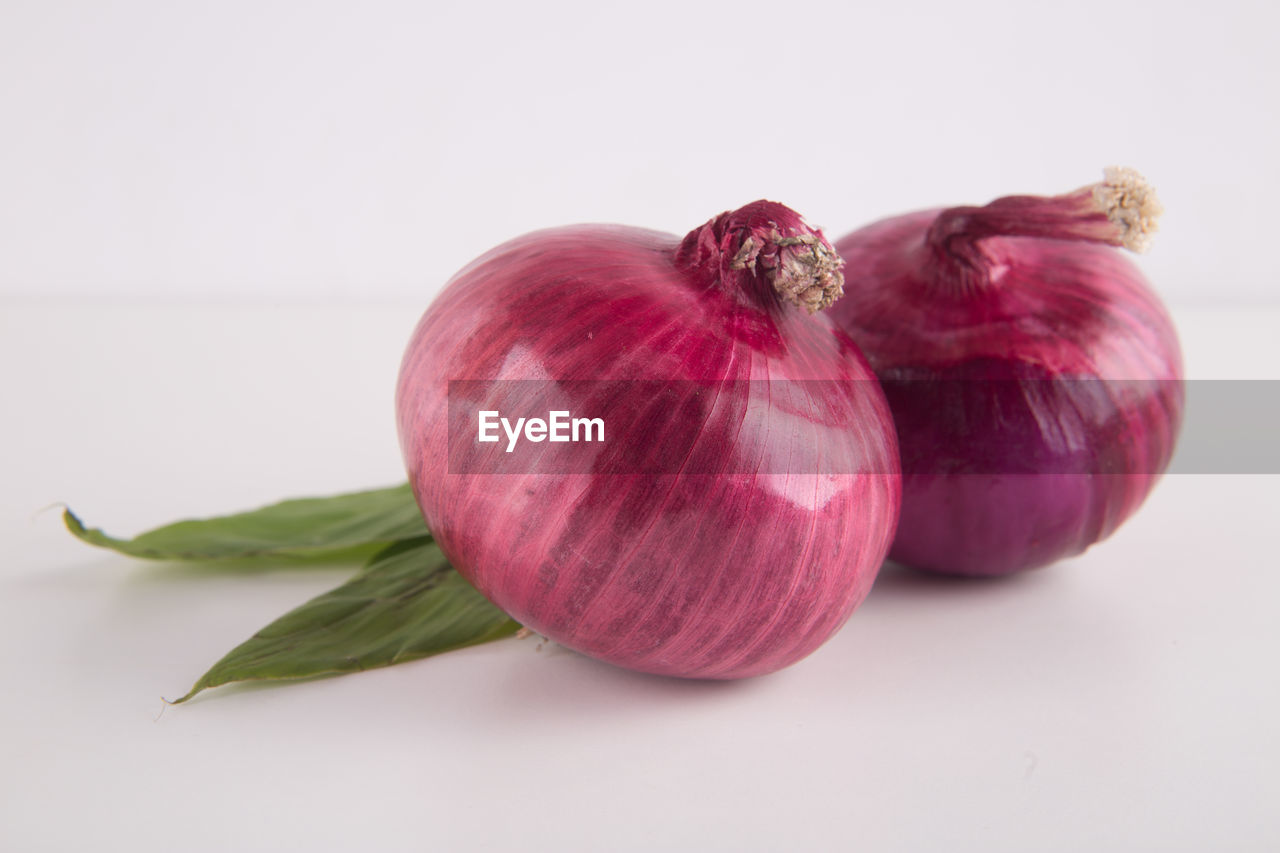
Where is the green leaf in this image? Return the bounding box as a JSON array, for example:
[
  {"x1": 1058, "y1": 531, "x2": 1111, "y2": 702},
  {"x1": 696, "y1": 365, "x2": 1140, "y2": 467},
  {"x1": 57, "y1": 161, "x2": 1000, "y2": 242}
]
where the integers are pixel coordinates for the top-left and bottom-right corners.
[
  {"x1": 64, "y1": 483, "x2": 426, "y2": 562},
  {"x1": 172, "y1": 537, "x2": 520, "y2": 702}
]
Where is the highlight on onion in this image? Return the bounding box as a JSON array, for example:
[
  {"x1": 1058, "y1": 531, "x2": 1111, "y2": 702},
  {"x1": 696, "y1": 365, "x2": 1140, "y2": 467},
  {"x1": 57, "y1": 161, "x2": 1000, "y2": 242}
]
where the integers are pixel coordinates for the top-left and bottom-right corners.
[
  {"x1": 397, "y1": 201, "x2": 901, "y2": 678},
  {"x1": 828, "y1": 168, "x2": 1183, "y2": 576}
]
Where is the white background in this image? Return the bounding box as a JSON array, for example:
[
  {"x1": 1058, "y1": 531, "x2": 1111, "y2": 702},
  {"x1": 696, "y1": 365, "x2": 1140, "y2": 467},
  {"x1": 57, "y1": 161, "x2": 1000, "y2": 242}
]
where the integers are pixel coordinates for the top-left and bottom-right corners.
[
  {"x1": 2, "y1": 2, "x2": 1278, "y2": 851},
  {"x1": 1, "y1": 0, "x2": 1277, "y2": 306}
]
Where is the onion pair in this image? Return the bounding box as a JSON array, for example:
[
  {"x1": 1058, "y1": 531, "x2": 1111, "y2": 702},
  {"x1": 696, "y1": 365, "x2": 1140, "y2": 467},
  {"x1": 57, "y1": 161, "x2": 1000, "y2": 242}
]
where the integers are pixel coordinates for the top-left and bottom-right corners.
[{"x1": 397, "y1": 171, "x2": 1183, "y2": 679}]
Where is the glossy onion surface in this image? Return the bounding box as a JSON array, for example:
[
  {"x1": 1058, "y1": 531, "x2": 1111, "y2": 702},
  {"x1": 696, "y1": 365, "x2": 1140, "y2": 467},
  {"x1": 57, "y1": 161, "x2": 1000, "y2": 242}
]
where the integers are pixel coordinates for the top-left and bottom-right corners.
[
  {"x1": 830, "y1": 174, "x2": 1183, "y2": 576},
  {"x1": 398, "y1": 202, "x2": 900, "y2": 678}
]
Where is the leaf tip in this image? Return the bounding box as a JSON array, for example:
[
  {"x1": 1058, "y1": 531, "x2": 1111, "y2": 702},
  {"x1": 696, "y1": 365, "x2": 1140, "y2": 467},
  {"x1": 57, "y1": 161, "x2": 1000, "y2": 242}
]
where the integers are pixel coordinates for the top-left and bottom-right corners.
[{"x1": 62, "y1": 506, "x2": 86, "y2": 534}]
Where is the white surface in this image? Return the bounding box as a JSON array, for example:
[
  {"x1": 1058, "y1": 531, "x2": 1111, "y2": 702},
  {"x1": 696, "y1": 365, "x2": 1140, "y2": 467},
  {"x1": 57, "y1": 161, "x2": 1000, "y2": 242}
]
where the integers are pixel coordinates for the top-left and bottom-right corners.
[
  {"x1": 1, "y1": 0, "x2": 1278, "y2": 307},
  {"x1": 2, "y1": 301, "x2": 1278, "y2": 852}
]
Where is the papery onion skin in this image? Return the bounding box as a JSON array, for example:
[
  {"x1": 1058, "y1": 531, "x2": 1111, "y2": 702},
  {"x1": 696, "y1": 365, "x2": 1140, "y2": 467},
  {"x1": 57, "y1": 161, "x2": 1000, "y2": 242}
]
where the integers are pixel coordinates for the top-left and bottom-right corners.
[
  {"x1": 830, "y1": 169, "x2": 1183, "y2": 576},
  {"x1": 397, "y1": 201, "x2": 900, "y2": 678}
]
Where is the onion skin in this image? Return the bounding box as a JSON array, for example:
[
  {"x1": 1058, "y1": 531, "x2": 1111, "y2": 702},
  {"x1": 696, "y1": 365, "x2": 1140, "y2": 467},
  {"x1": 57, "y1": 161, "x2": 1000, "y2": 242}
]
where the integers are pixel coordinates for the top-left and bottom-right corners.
[
  {"x1": 397, "y1": 202, "x2": 900, "y2": 678},
  {"x1": 830, "y1": 171, "x2": 1183, "y2": 576}
]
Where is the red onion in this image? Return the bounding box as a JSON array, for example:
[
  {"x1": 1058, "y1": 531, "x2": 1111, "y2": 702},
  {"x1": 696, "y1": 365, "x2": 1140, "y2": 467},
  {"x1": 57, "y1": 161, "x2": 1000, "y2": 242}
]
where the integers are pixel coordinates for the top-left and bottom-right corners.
[
  {"x1": 397, "y1": 201, "x2": 900, "y2": 678},
  {"x1": 829, "y1": 169, "x2": 1183, "y2": 576}
]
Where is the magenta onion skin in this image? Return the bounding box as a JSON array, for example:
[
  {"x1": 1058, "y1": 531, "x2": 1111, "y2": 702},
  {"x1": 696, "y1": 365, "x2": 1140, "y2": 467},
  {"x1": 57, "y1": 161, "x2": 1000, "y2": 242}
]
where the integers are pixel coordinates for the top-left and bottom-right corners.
[
  {"x1": 829, "y1": 172, "x2": 1183, "y2": 576},
  {"x1": 397, "y1": 202, "x2": 900, "y2": 678}
]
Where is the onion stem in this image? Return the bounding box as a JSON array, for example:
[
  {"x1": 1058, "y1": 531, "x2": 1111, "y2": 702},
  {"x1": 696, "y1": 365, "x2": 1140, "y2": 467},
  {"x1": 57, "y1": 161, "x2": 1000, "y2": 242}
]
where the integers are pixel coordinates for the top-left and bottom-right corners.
[
  {"x1": 675, "y1": 200, "x2": 845, "y2": 313},
  {"x1": 924, "y1": 167, "x2": 1161, "y2": 293}
]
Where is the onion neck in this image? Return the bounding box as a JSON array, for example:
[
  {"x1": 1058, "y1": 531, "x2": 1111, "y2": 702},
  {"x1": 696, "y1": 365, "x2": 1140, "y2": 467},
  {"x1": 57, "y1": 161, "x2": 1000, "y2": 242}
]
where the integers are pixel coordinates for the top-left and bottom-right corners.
[
  {"x1": 675, "y1": 200, "x2": 845, "y2": 314},
  {"x1": 924, "y1": 167, "x2": 1162, "y2": 294}
]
